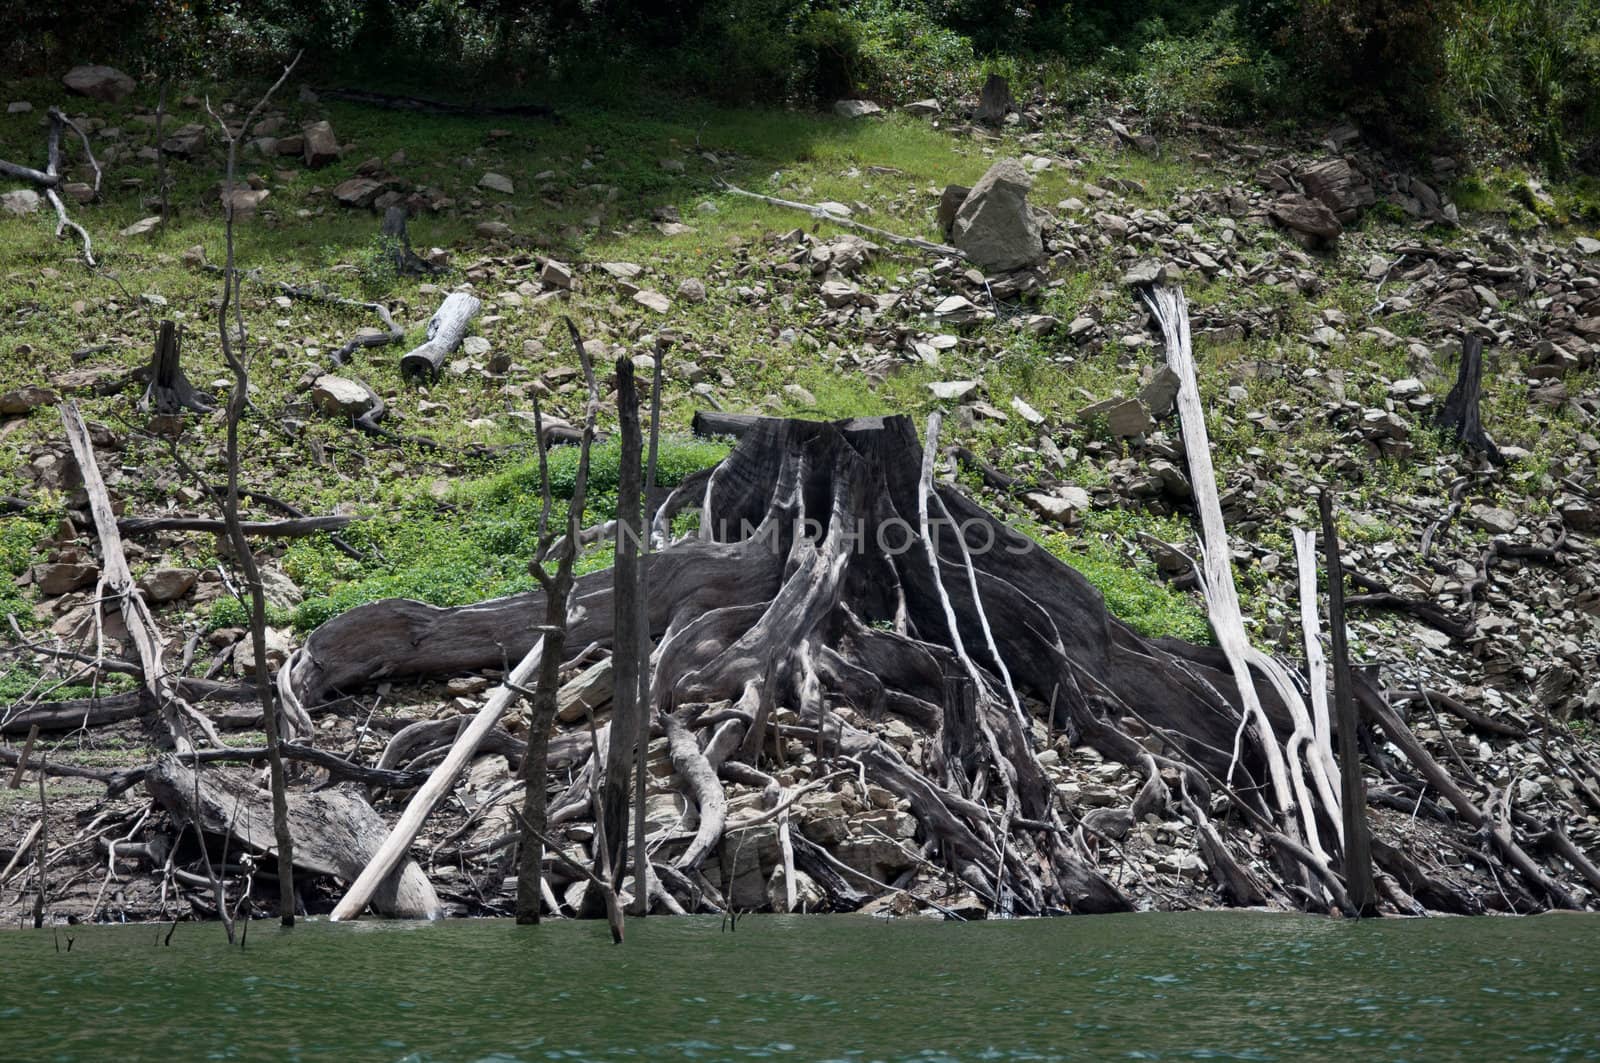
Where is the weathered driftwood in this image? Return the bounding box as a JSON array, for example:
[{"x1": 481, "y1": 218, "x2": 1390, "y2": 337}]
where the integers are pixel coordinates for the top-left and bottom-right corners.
[
  {"x1": 1143, "y1": 287, "x2": 1334, "y2": 871},
  {"x1": 116, "y1": 514, "x2": 357, "y2": 537},
  {"x1": 0, "y1": 107, "x2": 101, "y2": 264},
  {"x1": 145, "y1": 755, "x2": 440, "y2": 919},
  {"x1": 715, "y1": 180, "x2": 968, "y2": 260},
  {"x1": 59, "y1": 402, "x2": 220, "y2": 753},
  {"x1": 399, "y1": 292, "x2": 482, "y2": 381},
  {"x1": 328, "y1": 637, "x2": 545, "y2": 920}
]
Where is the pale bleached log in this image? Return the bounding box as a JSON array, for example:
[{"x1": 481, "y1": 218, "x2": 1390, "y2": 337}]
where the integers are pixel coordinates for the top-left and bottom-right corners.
[
  {"x1": 1141, "y1": 289, "x2": 1332, "y2": 865},
  {"x1": 60, "y1": 401, "x2": 220, "y2": 753},
  {"x1": 329, "y1": 635, "x2": 544, "y2": 920},
  {"x1": 399, "y1": 291, "x2": 481, "y2": 380}
]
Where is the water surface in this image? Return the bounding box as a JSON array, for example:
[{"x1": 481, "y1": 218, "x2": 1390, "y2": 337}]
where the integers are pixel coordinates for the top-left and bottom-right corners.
[{"x1": 2, "y1": 912, "x2": 1597, "y2": 1061}]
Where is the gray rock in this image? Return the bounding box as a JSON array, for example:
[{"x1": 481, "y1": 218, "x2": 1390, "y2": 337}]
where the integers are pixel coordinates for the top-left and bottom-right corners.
[
  {"x1": 540, "y1": 259, "x2": 574, "y2": 289},
  {"x1": 928, "y1": 380, "x2": 977, "y2": 401},
  {"x1": 6, "y1": 101, "x2": 32, "y2": 114},
  {"x1": 120, "y1": 215, "x2": 162, "y2": 237},
  {"x1": 235, "y1": 627, "x2": 292, "y2": 676},
  {"x1": 1, "y1": 189, "x2": 40, "y2": 215},
  {"x1": 1122, "y1": 259, "x2": 1167, "y2": 287},
  {"x1": 936, "y1": 184, "x2": 970, "y2": 240},
  {"x1": 1576, "y1": 236, "x2": 1600, "y2": 256},
  {"x1": 331, "y1": 177, "x2": 383, "y2": 208},
  {"x1": 1026, "y1": 487, "x2": 1091, "y2": 524},
  {"x1": 478, "y1": 172, "x2": 514, "y2": 194},
  {"x1": 676, "y1": 277, "x2": 707, "y2": 304},
  {"x1": 1139, "y1": 366, "x2": 1181, "y2": 418},
  {"x1": 1080, "y1": 396, "x2": 1153, "y2": 437},
  {"x1": 1468, "y1": 504, "x2": 1518, "y2": 535},
  {"x1": 302, "y1": 121, "x2": 339, "y2": 168},
  {"x1": 632, "y1": 289, "x2": 671, "y2": 313},
  {"x1": 33, "y1": 562, "x2": 98, "y2": 595},
  {"x1": 783, "y1": 383, "x2": 817, "y2": 407},
  {"x1": 819, "y1": 280, "x2": 859, "y2": 308},
  {"x1": 902, "y1": 99, "x2": 942, "y2": 117},
  {"x1": 160, "y1": 123, "x2": 206, "y2": 157},
  {"x1": 951, "y1": 159, "x2": 1042, "y2": 272},
  {"x1": 833, "y1": 99, "x2": 882, "y2": 119},
  {"x1": 0, "y1": 385, "x2": 59, "y2": 415},
  {"x1": 1300, "y1": 157, "x2": 1374, "y2": 220},
  {"x1": 310, "y1": 375, "x2": 376, "y2": 417},
  {"x1": 1269, "y1": 194, "x2": 1341, "y2": 242},
  {"x1": 138, "y1": 567, "x2": 197, "y2": 604},
  {"x1": 62, "y1": 65, "x2": 136, "y2": 102}
]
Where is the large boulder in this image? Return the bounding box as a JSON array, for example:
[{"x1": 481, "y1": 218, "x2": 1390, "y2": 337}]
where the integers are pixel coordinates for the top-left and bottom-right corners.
[
  {"x1": 62, "y1": 65, "x2": 136, "y2": 102},
  {"x1": 1269, "y1": 194, "x2": 1341, "y2": 244},
  {"x1": 2, "y1": 189, "x2": 41, "y2": 216},
  {"x1": 302, "y1": 121, "x2": 339, "y2": 168},
  {"x1": 332, "y1": 177, "x2": 384, "y2": 209},
  {"x1": 950, "y1": 160, "x2": 1043, "y2": 272},
  {"x1": 1300, "y1": 158, "x2": 1374, "y2": 222}
]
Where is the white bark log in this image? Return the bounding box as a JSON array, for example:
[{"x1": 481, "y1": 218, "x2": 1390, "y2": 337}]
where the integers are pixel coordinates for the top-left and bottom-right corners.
[
  {"x1": 329, "y1": 635, "x2": 544, "y2": 920},
  {"x1": 399, "y1": 291, "x2": 482, "y2": 380}
]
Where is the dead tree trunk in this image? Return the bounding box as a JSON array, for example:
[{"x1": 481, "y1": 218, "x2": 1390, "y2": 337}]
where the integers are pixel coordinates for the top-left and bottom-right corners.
[
  {"x1": 400, "y1": 292, "x2": 482, "y2": 381},
  {"x1": 139, "y1": 320, "x2": 214, "y2": 417},
  {"x1": 0, "y1": 107, "x2": 101, "y2": 264},
  {"x1": 381, "y1": 207, "x2": 445, "y2": 276},
  {"x1": 1437, "y1": 334, "x2": 1502, "y2": 464},
  {"x1": 602, "y1": 357, "x2": 644, "y2": 884},
  {"x1": 1318, "y1": 489, "x2": 1377, "y2": 915},
  {"x1": 515, "y1": 321, "x2": 603, "y2": 924},
  {"x1": 206, "y1": 54, "x2": 303, "y2": 926},
  {"x1": 976, "y1": 74, "x2": 1012, "y2": 124}
]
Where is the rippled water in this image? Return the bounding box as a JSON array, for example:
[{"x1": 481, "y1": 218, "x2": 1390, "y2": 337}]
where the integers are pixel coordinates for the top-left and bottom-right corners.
[{"x1": 2, "y1": 912, "x2": 1598, "y2": 1061}]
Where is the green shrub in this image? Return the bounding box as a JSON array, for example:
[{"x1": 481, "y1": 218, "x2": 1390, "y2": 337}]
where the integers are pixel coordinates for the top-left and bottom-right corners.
[{"x1": 1129, "y1": 9, "x2": 1278, "y2": 127}]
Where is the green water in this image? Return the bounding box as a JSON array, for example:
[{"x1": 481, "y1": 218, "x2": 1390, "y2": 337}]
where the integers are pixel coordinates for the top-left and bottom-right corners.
[{"x1": 2, "y1": 912, "x2": 1597, "y2": 1061}]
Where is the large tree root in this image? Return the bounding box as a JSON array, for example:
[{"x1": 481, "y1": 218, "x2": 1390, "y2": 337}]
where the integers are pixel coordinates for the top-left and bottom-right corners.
[{"x1": 265, "y1": 411, "x2": 1594, "y2": 918}]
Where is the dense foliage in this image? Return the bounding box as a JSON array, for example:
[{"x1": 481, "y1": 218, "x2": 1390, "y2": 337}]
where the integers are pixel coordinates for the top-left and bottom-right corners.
[{"x1": 3, "y1": 1, "x2": 1597, "y2": 170}]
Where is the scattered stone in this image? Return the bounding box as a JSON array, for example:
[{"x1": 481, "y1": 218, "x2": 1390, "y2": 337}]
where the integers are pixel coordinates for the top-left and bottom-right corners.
[
  {"x1": 1138, "y1": 367, "x2": 1181, "y2": 419},
  {"x1": 1010, "y1": 396, "x2": 1044, "y2": 425},
  {"x1": 632, "y1": 289, "x2": 671, "y2": 313},
  {"x1": 160, "y1": 123, "x2": 206, "y2": 157},
  {"x1": 138, "y1": 568, "x2": 198, "y2": 604},
  {"x1": 903, "y1": 99, "x2": 942, "y2": 117},
  {"x1": 235, "y1": 627, "x2": 291, "y2": 675},
  {"x1": 600, "y1": 261, "x2": 642, "y2": 280},
  {"x1": 928, "y1": 380, "x2": 978, "y2": 401},
  {"x1": 951, "y1": 159, "x2": 1043, "y2": 272},
  {"x1": 819, "y1": 280, "x2": 859, "y2": 308},
  {"x1": 540, "y1": 259, "x2": 574, "y2": 289},
  {"x1": 676, "y1": 278, "x2": 707, "y2": 304},
  {"x1": 1, "y1": 189, "x2": 40, "y2": 216},
  {"x1": 332, "y1": 177, "x2": 384, "y2": 208},
  {"x1": 478, "y1": 172, "x2": 515, "y2": 194},
  {"x1": 309, "y1": 375, "x2": 376, "y2": 417},
  {"x1": 62, "y1": 65, "x2": 136, "y2": 102},
  {"x1": 1080, "y1": 397, "x2": 1153, "y2": 437},
  {"x1": 302, "y1": 121, "x2": 340, "y2": 168},
  {"x1": 0, "y1": 386, "x2": 59, "y2": 415},
  {"x1": 120, "y1": 216, "x2": 162, "y2": 237},
  {"x1": 1026, "y1": 486, "x2": 1091, "y2": 524},
  {"x1": 1269, "y1": 194, "x2": 1341, "y2": 243},
  {"x1": 1122, "y1": 260, "x2": 1167, "y2": 287},
  {"x1": 936, "y1": 184, "x2": 971, "y2": 240},
  {"x1": 6, "y1": 101, "x2": 32, "y2": 114},
  {"x1": 833, "y1": 99, "x2": 882, "y2": 119},
  {"x1": 33, "y1": 562, "x2": 98, "y2": 595},
  {"x1": 1467, "y1": 504, "x2": 1518, "y2": 535},
  {"x1": 783, "y1": 383, "x2": 817, "y2": 407}
]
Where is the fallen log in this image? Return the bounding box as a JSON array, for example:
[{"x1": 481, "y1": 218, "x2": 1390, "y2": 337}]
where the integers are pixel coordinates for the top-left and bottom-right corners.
[
  {"x1": 116, "y1": 514, "x2": 357, "y2": 537},
  {"x1": 59, "y1": 401, "x2": 220, "y2": 752},
  {"x1": 715, "y1": 179, "x2": 968, "y2": 261},
  {"x1": 145, "y1": 754, "x2": 440, "y2": 919},
  {"x1": 400, "y1": 292, "x2": 481, "y2": 381}
]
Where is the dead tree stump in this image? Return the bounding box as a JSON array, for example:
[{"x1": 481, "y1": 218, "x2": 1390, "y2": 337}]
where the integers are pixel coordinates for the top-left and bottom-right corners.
[
  {"x1": 138, "y1": 320, "x2": 214, "y2": 419},
  {"x1": 400, "y1": 292, "x2": 481, "y2": 381},
  {"x1": 1437, "y1": 334, "x2": 1502, "y2": 464}
]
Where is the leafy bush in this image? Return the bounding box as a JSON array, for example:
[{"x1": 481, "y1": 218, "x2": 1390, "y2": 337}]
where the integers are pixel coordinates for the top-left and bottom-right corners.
[{"x1": 1129, "y1": 9, "x2": 1279, "y2": 127}]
